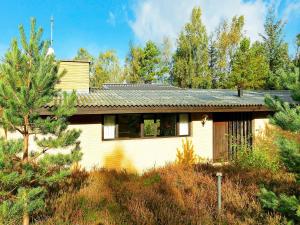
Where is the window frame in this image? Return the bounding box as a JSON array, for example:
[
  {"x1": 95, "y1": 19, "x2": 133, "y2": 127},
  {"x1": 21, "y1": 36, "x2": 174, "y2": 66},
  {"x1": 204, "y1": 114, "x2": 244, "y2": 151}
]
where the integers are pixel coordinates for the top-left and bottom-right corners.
[{"x1": 102, "y1": 113, "x2": 191, "y2": 141}]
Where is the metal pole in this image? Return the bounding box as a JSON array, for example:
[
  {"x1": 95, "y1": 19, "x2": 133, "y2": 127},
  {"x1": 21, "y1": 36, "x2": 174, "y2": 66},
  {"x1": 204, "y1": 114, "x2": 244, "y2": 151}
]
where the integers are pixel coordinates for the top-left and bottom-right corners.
[{"x1": 216, "y1": 172, "x2": 222, "y2": 214}]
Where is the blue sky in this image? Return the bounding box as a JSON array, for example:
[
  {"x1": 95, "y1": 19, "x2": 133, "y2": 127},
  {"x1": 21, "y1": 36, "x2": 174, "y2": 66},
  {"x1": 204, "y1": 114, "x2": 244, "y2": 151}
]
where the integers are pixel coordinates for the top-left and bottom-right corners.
[{"x1": 0, "y1": 0, "x2": 299, "y2": 63}]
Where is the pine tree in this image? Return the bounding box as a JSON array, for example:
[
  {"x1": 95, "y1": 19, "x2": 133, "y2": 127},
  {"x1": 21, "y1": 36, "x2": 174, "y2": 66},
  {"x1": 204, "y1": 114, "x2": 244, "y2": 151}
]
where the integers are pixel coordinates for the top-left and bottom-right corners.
[
  {"x1": 125, "y1": 41, "x2": 166, "y2": 84},
  {"x1": 261, "y1": 7, "x2": 290, "y2": 89},
  {"x1": 260, "y1": 89, "x2": 300, "y2": 222},
  {"x1": 172, "y1": 7, "x2": 211, "y2": 88},
  {"x1": 0, "y1": 18, "x2": 81, "y2": 225}
]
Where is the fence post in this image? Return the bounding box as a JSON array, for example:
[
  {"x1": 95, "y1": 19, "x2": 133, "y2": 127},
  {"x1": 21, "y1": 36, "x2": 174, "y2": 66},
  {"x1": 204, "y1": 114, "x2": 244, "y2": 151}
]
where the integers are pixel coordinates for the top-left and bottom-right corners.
[{"x1": 216, "y1": 172, "x2": 222, "y2": 214}]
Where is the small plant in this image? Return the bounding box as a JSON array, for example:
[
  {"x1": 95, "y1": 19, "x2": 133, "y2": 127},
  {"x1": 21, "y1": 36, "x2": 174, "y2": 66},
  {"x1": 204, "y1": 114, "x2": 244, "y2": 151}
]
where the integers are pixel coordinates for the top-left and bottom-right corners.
[
  {"x1": 233, "y1": 146, "x2": 281, "y2": 172},
  {"x1": 259, "y1": 188, "x2": 300, "y2": 223},
  {"x1": 176, "y1": 138, "x2": 198, "y2": 166}
]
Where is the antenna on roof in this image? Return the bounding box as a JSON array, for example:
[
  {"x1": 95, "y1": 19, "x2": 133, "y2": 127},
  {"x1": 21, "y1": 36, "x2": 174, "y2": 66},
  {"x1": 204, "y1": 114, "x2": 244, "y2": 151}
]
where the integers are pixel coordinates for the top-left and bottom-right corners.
[
  {"x1": 47, "y1": 16, "x2": 55, "y2": 56},
  {"x1": 50, "y1": 16, "x2": 54, "y2": 47}
]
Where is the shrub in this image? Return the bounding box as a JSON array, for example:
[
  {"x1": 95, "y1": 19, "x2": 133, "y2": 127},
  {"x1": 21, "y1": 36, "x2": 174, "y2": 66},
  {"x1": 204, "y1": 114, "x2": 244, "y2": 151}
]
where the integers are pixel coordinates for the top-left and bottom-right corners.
[
  {"x1": 234, "y1": 146, "x2": 281, "y2": 172},
  {"x1": 36, "y1": 164, "x2": 285, "y2": 225},
  {"x1": 176, "y1": 138, "x2": 198, "y2": 166},
  {"x1": 259, "y1": 188, "x2": 300, "y2": 223}
]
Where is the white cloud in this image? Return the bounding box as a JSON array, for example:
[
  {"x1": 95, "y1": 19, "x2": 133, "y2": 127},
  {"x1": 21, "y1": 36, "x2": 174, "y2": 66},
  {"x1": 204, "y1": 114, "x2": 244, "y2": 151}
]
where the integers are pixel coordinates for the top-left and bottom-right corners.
[
  {"x1": 130, "y1": 0, "x2": 268, "y2": 46},
  {"x1": 107, "y1": 11, "x2": 116, "y2": 26},
  {"x1": 282, "y1": 1, "x2": 300, "y2": 20}
]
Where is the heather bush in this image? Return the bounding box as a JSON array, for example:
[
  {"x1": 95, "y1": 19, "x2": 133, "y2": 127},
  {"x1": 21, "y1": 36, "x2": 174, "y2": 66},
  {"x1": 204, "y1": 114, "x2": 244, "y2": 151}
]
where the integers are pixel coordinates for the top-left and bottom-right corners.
[{"x1": 35, "y1": 164, "x2": 285, "y2": 225}]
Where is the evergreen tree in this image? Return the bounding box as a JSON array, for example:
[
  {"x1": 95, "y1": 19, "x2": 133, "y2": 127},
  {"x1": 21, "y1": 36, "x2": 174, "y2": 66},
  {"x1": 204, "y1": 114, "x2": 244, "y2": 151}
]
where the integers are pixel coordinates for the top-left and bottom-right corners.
[
  {"x1": 141, "y1": 41, "x2": 166, "y2": 83},
  {"x1": 227, "y1": 38, "x2": 269, "y2": 89},
  {"x1": 125, "y1": 41, "x2": 166, "y2": 84},
  {"x1": 208, "y1": 36, "x2": 218, "y2": 88},
  {"x1": 160, "y1": 37, "x2": 172, "y2": 83},
  {"x1": 261, "y1": 7, "x2": 290, "y2": 89},
  {"x1": 260, "y1": 90, "x2": 300, "y2": 222},
  {"x1": 172, "y1": 7, "x2": 211, "y2": 88},
  {"x1": 0, "y1": 19, "x2": 81, "y2": 225}
]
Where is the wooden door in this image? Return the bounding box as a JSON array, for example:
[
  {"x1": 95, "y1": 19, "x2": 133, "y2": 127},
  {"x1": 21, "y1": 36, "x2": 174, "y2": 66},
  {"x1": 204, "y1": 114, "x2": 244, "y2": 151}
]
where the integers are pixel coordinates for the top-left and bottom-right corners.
[{"x1": 213, "y1": 121, "x2": 228, "y2": 162}]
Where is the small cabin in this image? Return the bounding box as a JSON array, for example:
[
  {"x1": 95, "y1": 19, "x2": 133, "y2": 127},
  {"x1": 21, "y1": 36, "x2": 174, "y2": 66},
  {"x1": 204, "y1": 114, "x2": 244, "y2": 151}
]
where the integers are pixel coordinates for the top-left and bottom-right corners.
[{"x1": 4, "y1": 60, "x2": 295, "y2": 173}]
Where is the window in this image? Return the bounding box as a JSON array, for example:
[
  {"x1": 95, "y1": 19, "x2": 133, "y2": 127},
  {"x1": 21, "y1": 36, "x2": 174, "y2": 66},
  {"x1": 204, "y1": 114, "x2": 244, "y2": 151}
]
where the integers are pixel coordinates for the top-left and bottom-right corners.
[
  {"x1": 103, "y1": 113, "x2": 190, "y2": 140},
  {"x1": 118, "y1": 114, "x2": 141, "y2": 138},
  {"x1": 143, "y1": 115, "x2": 157, "y2": 137},
  {"x1": 179, "y1": 114, "x2": 189, "y2": 136},
  {"x1": 157, "y1": 114, "x2": 176, "y2": 137},
  {"x1": 103, "y1": 115, "x2": 116, "y2": 139}
]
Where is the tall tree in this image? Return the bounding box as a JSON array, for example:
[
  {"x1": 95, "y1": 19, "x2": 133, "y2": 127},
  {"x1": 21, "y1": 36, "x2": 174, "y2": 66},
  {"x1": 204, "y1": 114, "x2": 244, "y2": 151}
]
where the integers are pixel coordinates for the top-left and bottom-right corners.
[
  {"x1": 91, "y1": 50, "x2": 123, "y2": 87},
  {"x1": 172, "y1": 7, "x2": 210, "y2": 88},
  {"x1": 261, "y1": 7, "x2": 290, "y2": 89},
  {"x1": 227, "y1": 38, "x2": 269, "y2": 89},
  {"x1": 125, "y1": 41, "x2": 166, "y2": 84},
  {"x1": 160, "y1": 37, "x2": 172, "y2": 83},
  {"x1": 141, "y1": 41, "x2": 166, "y2": 83},
  {"x1": 124, "y1": 43, "x2": 143, "y2": 83},
  {"x1": 0, "y1": 19, "x2": 81, "y2": 225},
  {"x1": 74, "y1": 48, "x2": 94, "y2": 62},
  {"x1": 208, "y1": 36, "x2": 218, "y2": 88},
  {"x1": 214, "y1": 16, "x2": 244, "y2": 88}
]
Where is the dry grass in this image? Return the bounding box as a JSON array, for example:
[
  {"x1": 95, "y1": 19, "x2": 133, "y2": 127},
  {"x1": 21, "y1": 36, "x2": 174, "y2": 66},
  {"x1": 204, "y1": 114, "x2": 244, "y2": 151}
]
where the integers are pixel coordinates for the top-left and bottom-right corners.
[{"x1": 34, "y1": 163, "x2": 292, "y2": 225}]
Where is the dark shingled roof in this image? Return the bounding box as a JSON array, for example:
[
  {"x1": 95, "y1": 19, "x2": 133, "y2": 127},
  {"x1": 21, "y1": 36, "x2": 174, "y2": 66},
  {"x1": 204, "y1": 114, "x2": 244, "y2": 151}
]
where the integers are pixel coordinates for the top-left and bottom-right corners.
[
  {"x1": 101, "y1": 83, "x2": 181, "y2": 90},
  {"x1": 70, "y1": 89, "x2": 294, "y2": 108}
]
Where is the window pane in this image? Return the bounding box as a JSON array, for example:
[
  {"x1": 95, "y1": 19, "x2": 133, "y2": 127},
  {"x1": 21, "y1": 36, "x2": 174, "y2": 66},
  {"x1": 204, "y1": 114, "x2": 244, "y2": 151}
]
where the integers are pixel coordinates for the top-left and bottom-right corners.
[
  {"x1": 118, "y1": 114, "x2": 141, "y2": 138},
  {"x1": 179, "y1": 114, "x2": 189, "y2": 136},
  {"x1": 144, "y1": 116, "x2": 156, "y2": 136},
  {"x1": 103, "y1": 115, "x2": 116, "y2": 139},
  {"x1": 158, "y1": 114, "x2": 176, "y2": 136}
]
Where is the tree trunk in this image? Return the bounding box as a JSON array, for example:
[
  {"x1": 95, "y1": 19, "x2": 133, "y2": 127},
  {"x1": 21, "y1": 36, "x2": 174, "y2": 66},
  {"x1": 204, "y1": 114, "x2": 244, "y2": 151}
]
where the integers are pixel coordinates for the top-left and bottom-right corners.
[
  {"x1": 23, "y1": 115, "x2": 29, "y2": 162},
  {"x1": 23, "y1": 133, "x2": 29, "y2": 162},
  {"x1": 23, "y1": 212, "x2": 29, "y2": 225}
]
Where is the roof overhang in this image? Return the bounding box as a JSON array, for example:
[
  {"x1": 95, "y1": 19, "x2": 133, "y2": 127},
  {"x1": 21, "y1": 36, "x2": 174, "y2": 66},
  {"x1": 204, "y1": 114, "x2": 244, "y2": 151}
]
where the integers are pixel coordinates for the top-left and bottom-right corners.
[{"x1": 40, "y1": 105, "x2": 271, "y2": 115}]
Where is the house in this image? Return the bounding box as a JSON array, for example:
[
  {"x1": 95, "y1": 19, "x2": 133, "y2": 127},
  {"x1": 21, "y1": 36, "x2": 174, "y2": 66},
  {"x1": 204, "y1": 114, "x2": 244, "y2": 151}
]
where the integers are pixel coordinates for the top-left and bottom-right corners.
[{"x1": 3, "y1": 60, "x2": 296, "y2": 173}]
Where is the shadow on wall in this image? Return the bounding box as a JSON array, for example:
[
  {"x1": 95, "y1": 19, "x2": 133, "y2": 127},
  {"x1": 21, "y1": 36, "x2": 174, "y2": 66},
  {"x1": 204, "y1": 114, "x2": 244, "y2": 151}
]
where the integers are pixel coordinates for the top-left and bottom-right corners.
[{"x1": 103, "y1": 144, "x2": 136, "y2": 173}]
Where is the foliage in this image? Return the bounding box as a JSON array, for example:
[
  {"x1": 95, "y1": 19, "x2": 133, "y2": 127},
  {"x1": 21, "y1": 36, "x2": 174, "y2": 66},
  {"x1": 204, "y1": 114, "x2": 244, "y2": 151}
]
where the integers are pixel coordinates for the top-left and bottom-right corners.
[
  {"x1": 124, "y1": 43, "x2": 144, "y2": 83},
  {"x1": 262, "y1": 78, "x2": 300, "y2": 222},
  {"x1": 261, "y1": 7, "x2": 291, "y2": 89},
  {"x1": 171, "y1": 7, "x2": 211, "y2": 88},
  {"x1": 91, "y1": 50, "x2": 123, "y2": 87},
  {"x1": 74, "y1": 48, "x2": 124, "y2": 87},
  {"x1": 125, "y1": 41, "x2": 167, "y2": 83},
  {"x1": 233, "y1": 146, "x2": 281, "y2": 172},
  {"x1": 228, "y1": 38, "x2": 269, "y2": 89},
  {"x1": 0, "y1": 18, "x2": 81, "y2": 224},
  {"x1": 176, "y1": 138, "x2": 198, "y2": 166},
  {"x1": 35, "y1": 165, "x2": 286, "y2": 225},
  {"x1": 259, "y1": 188, "x2": 300, "y2": 223},
  {"x1": 213, "y1": 16, "x2": 244, "y2": 88}
]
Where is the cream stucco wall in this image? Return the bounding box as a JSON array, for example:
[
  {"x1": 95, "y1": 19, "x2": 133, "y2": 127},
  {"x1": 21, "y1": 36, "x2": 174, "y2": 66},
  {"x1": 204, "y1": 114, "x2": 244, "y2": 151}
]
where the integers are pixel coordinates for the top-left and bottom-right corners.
[
  {"x1": 1, "y1": 113, "x2": 213, "y2": 173},
  {"x1": 73, "y1": 113, "x2": 213, "y2": 173},
  {"x1": 1, "y1": 113, "x2": 270, "y2": 173},
  {"x1": 253, "y1": 118, "x2": 270, "y2": 136}
]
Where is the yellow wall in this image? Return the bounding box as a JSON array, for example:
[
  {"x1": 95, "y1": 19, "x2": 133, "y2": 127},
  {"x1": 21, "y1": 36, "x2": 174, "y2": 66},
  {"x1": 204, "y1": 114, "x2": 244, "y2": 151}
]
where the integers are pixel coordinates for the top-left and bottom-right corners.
[
  {"x1": 71, "y1": 113, "x2": 213, "y2": 172},
  {"x1": 2, "y1": 113, "x2": 270, "y2": 173},
  {"x1": 56, "y1": 61, "x2": 89, "y2": 93}
]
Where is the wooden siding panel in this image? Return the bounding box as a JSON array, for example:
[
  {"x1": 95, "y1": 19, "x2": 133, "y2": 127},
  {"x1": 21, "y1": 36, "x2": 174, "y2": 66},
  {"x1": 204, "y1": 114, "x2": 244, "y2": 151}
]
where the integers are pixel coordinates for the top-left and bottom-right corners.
[{"x1": 56, "y1": 61, "x2": 89, "y2": 92}]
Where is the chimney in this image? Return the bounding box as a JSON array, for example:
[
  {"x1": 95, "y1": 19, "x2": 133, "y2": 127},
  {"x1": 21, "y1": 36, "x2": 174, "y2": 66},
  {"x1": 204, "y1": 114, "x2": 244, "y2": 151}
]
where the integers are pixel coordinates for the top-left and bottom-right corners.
[
  {"x1": 237, "y1": 85, "x2": 243, "y2": 97},
  {"x1": 56, "y1": 60, "x2": 90, "y2": 93}
]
